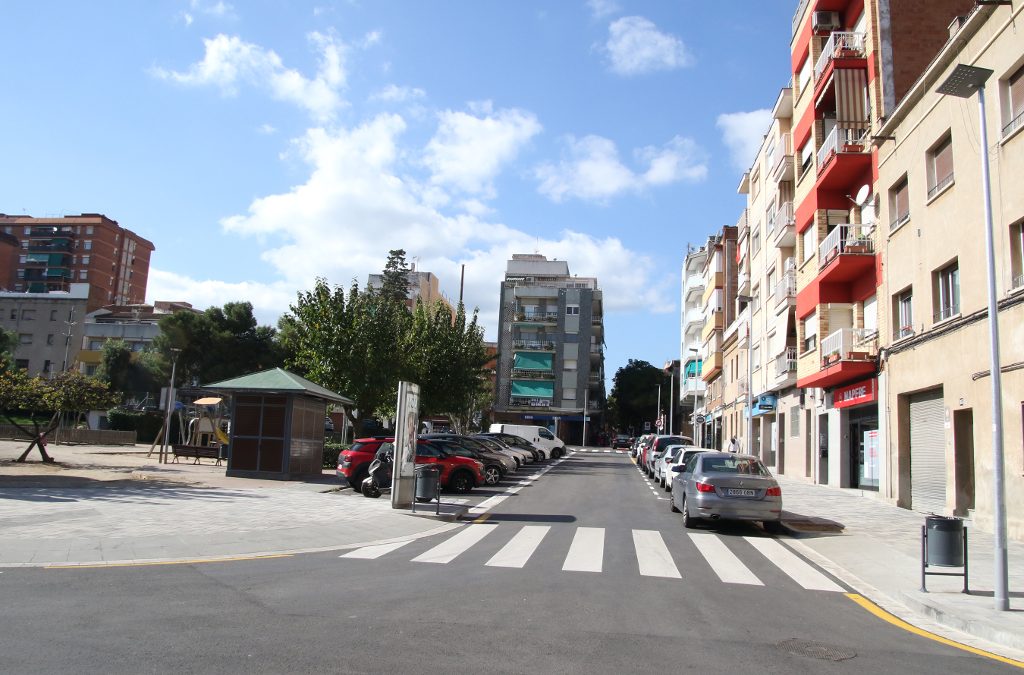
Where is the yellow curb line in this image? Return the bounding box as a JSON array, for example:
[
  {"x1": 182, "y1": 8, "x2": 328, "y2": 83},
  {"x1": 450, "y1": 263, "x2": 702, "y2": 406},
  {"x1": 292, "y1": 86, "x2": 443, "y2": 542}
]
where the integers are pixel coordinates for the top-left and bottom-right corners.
[
  {"x1": 472, "y1": 513, "x2": 491, "y2": 524},
  {"x1": 846, "y1": 593, "x2": 1024, "y2": 669},
  {"x1": 45, "y1": 554, "x2": 293, "y2": 570}
]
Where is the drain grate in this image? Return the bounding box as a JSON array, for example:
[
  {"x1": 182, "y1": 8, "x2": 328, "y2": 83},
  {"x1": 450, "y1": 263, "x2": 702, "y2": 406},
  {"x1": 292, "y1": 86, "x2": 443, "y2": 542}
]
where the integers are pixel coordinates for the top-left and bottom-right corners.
[{"x1": 777, "y1": 638, "x2": 857, "y2": 662}]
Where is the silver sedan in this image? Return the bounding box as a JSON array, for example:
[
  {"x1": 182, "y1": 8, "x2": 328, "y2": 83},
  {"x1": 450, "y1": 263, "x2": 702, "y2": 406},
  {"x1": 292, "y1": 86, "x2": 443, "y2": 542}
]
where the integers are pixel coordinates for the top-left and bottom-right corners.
[{"x1": 670, "y1": 452, "x2": 783, "y2": 533}]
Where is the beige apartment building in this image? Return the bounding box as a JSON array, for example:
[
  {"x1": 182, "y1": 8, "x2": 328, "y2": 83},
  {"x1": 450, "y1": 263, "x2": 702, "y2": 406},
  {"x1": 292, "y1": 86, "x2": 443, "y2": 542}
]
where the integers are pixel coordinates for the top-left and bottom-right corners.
[
  {"x1": 874, "y1": 3, "x2": 1024, "y2": 537},
  {"x1": 698, "y1": 226, "x2": 738, "y2": 450}
]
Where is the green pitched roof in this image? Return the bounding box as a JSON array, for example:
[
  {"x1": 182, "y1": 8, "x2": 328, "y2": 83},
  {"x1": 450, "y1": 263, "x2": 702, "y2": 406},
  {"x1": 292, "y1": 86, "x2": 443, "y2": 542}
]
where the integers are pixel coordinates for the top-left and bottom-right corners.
[{"x1": 203, "y1": 368, "x2": 353, "y2": 405}]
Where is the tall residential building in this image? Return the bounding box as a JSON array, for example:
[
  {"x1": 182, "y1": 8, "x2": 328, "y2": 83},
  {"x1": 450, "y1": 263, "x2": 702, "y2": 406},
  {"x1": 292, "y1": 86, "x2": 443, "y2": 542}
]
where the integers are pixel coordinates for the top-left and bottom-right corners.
[
  {"x1": 77, "y1": 300, "x2": 199, "y2": 379},
  {"x1": 789, "y1": 0, "x2": 974, "y2": 489},
  {"x1": 366, "y1": 268, "x2": 454, "y2": 314},
  {"x1": 680, "y1": 245, "x2": 707, "y2": 441},
  {"x1": 494, "y1": 254, "x2": 605, "y2": 445},
  {"x1": 0, "y1": 283, "x2": 89, "y2": 376},
  {"x1": 0, "y1": 213, "x2": 155, "y2": 312},
  {"x1": 873, "y1": 4, "x2": 1023, "y2": 536},
  {"x1": 697, "y1": 226, "x2": 738, "y2": 450}
]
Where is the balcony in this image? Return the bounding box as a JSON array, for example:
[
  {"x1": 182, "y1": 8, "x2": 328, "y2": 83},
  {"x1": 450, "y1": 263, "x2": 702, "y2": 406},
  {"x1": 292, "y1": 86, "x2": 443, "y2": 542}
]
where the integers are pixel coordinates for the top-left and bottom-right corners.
[
  {"x1": 814, "y1": 31, "x2": 866, "y2": 81},
  {"x1": 1013, "y1": 273, "x2": 1024, "y2": 291},
  {"x1": 769, "y1": 133, "x2": 793, "y2": 184},
  {"x1": 513, "y1": 310, "x2": 559, "y2": 324},
  {"x1": 798, "y1": 327, "x2": 876, "y2": 388},
  {"x1": 680, "y1": 377, "x2": 706, "y2": 396},
  {"x1": 511, "y1": 339, "x2": 555, "y2": 351},
  {"x1": 701, "y1": 309, "x2": 725, "y2": 342},
  {"x1": 736, "y1": 209, "x2": 749, "y2": 241},
  {"x1": 589, "y1": 344, "x2": 604, "y2": 357},
  {"x1": 773, "y1": 270, "x2": 797, "y2": 310},
  {"x1": 700, "y1": 351, "x2": 723, "y2": 381},
  {"x1": 587, "y1": 400, "x2": 602, "y2": 411},
  {"x1": 737, "y1": 270, "x2": 751, "y2": 295},
  {"x1": 769, "y1": 202, "x2": 795, "y2": 248},
  {"x1": 510, "y1": 368, "x2": 554, "y2": 380},
  {"x1": 792, "y1": 0, "x2": 809, "y2": 35},
  {"x1": 815, "y1": 126, "x2": 871, "y2": 192},
  {"x1": 702, "y1": 275, "x2": 724, "y2": 305},
  {"x1": 773, "y1": 346, "x2": 798, "y2": 378},
  {"x1": 591, "y1": 314, "x2": 604, "y2": 324},
  {"x1": 509, "y1": 396, "x2": 552, "y2": 408},
  {"x1": 816, "y1": 224, "x2": 876, "y2": 284}
]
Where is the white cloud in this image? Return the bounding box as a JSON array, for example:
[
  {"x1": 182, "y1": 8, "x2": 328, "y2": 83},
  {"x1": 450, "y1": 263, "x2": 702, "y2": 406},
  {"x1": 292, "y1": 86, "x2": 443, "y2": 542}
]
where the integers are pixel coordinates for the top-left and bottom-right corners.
[
  {"x1": 361, "y1": 30, "x2": 382, "y2": 48},
  {"x1": 146, "y1": 268, "x2": 296, "y2": 319},
  {"x1": 152, "y1": 32, "x2": 348, "y2": 121},
  {"x1": 257, "y1": 123, "x2": 277, "y2": 135},
  {"x1": 587, "y1": 0, "x2": 620, "y2": 19},
  {"x1": 423, "y1": 103, "x2": 542, "y2": 197},
  {"x1": 716, "y1": 109, "x2": 771, "y2": 171},
  {"x1": 209, "y1": 114, "x2": 671, "y2": 335},
  {"x1": 604, "y1": 16, "x2": 693, "y2": 76},
  {"x1": 534, "y1": 134, "x2": 706, "y2": 203},
  {"x1": 182, "y1": 12, "x2": 194, "y2": 26},
  {"x1": 369, "y1": 84, "x2": 426, "y2": 103}
]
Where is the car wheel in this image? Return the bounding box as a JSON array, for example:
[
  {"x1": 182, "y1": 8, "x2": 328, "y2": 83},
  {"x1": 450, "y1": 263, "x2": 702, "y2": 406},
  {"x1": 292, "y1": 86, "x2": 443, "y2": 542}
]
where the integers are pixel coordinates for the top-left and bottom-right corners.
[
  {"x1": 682, "y1": 497, "x2": 698, "y2": 529},
  {"x1": 362, "y1": 481, "x2": 381, "y2": 499},
  {"x1": 670, "y1": 496, "x2": 680, "y2": 513},
  {"x1": 659, "y1": 476, "x2": 665, "y2": 488},
  {"x1": 483, "y1": 465, "x2": 502, "y2": 486},
  {"x1": 448, "y1": 470, "x2": 473, "y2": 494},
  {"x1": 350, "y1": 467, "x2": 369, "y2": 494},
  {"x1": 764, "y1": 520, "x2": 784, "y2": 535}
]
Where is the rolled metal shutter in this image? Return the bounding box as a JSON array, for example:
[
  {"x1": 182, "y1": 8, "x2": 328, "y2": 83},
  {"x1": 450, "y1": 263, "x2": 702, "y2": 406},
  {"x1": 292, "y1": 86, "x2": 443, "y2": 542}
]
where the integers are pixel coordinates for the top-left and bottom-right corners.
[{"x1": 909, "y1": 389, "x2": 946, "y2": 514}]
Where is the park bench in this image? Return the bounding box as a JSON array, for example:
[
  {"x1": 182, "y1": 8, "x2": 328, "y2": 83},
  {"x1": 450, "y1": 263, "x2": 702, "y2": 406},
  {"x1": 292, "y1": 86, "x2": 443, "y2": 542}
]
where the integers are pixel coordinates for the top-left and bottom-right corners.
[{"x1": 171, "y1": 444, "x2": 225, "y2": 466}]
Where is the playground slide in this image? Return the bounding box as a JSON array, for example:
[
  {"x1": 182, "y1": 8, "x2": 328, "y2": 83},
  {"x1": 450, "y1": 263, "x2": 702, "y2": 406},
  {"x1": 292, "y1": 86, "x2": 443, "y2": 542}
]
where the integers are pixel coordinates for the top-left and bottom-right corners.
[{"x1": 214, "y1": 427, "x2": 230, "y2": 445}]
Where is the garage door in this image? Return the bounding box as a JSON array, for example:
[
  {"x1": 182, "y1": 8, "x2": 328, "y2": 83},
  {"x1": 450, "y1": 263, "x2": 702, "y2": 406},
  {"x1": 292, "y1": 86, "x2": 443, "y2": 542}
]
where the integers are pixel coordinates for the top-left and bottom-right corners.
[{"x1": 909, "y1": 389, "x2": 946, "y2": 514}]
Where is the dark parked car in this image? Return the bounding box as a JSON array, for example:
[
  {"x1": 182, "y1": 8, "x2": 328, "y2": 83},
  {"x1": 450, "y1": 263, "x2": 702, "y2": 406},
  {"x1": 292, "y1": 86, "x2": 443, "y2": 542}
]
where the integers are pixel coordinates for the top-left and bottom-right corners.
[{"x1": 612, "y1": 434, "x2": 631, "y2": 449}]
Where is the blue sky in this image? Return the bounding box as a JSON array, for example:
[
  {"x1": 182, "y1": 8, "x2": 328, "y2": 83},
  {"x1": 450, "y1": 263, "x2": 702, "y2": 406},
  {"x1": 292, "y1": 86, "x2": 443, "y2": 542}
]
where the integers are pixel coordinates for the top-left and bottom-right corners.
[{"x1": 0, "y1": 1, "x2": 793, "y2": 387}]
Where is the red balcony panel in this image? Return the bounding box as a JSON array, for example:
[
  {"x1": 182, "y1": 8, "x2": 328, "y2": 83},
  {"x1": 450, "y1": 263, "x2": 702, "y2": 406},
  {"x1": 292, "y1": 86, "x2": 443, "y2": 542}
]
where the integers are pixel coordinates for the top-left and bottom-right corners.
[
  {"x1": 797, "y1": 359, "x2": 874, "y2": 389},
  {"x1": 814, "y1": 149, "x2": 872, "y2": 193},
  {"x1": 818, "y1": 250, "x2": 876, "y2": 284}
]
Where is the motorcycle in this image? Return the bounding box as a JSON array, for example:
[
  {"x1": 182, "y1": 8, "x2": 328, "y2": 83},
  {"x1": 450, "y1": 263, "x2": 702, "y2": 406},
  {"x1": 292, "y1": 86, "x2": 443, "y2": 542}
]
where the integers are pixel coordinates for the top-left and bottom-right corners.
[{"x1": 361, "y1": 447, "x2": 394, "y2": 498}]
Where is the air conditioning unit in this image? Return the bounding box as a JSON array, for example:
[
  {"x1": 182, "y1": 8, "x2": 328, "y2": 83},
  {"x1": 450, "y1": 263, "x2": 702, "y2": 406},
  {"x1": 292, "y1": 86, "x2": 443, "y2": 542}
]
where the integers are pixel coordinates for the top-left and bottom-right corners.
[{"x1": 812, "y1": 11, "x2": 841, "y2": 32}]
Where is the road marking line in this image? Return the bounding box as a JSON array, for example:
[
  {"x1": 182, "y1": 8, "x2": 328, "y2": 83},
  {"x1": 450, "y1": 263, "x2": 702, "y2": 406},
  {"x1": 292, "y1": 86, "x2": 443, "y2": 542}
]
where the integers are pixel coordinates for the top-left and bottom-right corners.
[
  {"x1": 486, "y1": 525, "x2": 550, "y2": 568},
  {"x1": 45, "y1": 554, "x2": 292, "y2": 570},
  {"x1": 411, "y1": 524, "x2": 496, "y2": 564},
  {"x1": 845, "y1": 593, "x2": 1024, "y2": 669},
  {"x1": 468, "y1": 495, "x2": 508, "y2": 516},
  {"x1": 340, "y1": 540, "x2": 413, "y2": 559},
  {"x1": 562, "y1": 527, "x2": 604, "y2": 573},
  {"x1": 744, "y1": 536, "x2": 844, "y2": 592},
  {"x1": 688, "y1": 533, "x2": 763, "y2": 586},
  {"x1": 472, "y1": 513, "x2": 491, "y2": 524},
  {"x1": 632, "y1": 530, "x2": 681, "y2": 578}
]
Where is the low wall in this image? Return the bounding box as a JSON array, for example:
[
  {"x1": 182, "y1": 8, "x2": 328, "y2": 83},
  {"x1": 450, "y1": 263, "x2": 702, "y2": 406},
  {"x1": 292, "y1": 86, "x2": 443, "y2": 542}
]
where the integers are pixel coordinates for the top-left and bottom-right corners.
[{"x1": 0, "y1": 425, "x2": 137, "y2": 446}]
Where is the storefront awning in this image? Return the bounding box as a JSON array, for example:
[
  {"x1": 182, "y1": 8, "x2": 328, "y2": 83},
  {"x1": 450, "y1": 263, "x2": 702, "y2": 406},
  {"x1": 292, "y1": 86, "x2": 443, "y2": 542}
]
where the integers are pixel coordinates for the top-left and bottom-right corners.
[
  {"x1": 511, "y1": 380, "x2": 554, "y2": 398},
  {"x1": 513, "y1": 352, "x2": 553, "y2": 370}
]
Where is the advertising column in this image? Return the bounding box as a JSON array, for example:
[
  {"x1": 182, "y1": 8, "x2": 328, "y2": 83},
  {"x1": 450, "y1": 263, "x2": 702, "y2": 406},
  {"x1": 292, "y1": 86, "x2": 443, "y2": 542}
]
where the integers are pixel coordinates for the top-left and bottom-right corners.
[{"x1": 391, "y1": 381, "x2": 420, "y2": 509}]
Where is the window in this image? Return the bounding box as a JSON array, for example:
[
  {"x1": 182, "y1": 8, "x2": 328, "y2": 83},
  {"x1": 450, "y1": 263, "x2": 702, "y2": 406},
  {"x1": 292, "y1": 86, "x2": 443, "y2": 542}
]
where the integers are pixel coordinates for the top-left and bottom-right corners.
[
  {"x1": 751, "y1": 168, "x2": 760, "y2": 199},
  {"x1": 863, "y1": 295, "x2": 878, "y2": 336},
  {"x1": 797, "y1": 56, "x2": 811, "y2": 97},
  {"x1": 16, "y1": 269, "x2": 24, "y2": 279},
  {"x1": 752, "y1": 226, "x2": 761, "y2": 254},
  {"x1": 798, "y1": 140, "x2": 813, "y2": 177},
  {"x1": 565, "y1": 305, "x2": 579, "y2": 315},
  {"x1": 801, "y1": 226, "x2": 815, "y2": 263},
  {"x1": 752, "y1": 344, "x2": 760, "y2": 370},
  {"x1": 1011, "y1": 220, "x2": 1024, "y2": 290},
  {"x1": 926, "y1": 134, "x2": 954, "y2": 199},
  {"x1": 1003, "y1": 63, "x2": 1024, "y2": 137},
  {"x1": 18, "y1": 334, "x2": 32, "y2": 345},
  {"x1": 766, "y1": 268, "x2": 776, "y2": 294},
  {"x1": 89, "y1": 340, "x2": 104, "y2": 350},
  {"x1": 15, "y1": 359, "x2": 29, "y2": 371},
  {"x1": 894, "y1": 288, "x2": 913, "y2": 340},
  {"x1": 751, "y1": 285, "x2": 761, "y2": 313},
  {"x1": 43, "y1": 360, "x2": 51, "y2": 374},
  {"x1": 79, "y1": 270, "x2": 88, "y2": 280},
  {"x1": 801, "y1": 312, "x2": 818, "y2": 353},
  {"x1": 46, "y1": 334, "x2": 54, "y2": 346},
  {"x1": 21, "y1": 309, "x2": 35, "y2": 321},
  {"x1": 83, "y1": 240, "x2": 92, "y2": 251},
  {"x1": 564, "y1": 358, "x2": 578, "y2": 371},
  {"x1": 23, "y1": 227, "x2": 30, "y2": 236},
  {"x1": 539, "y1": 428, "x2": 555, "y2": 440},
  {"x1": 563, "y1": 388, "x2": 577, "y2": 400},
  {"x1": 86, "y1": 225, "x2": 94, "y2": 235},
  {"x1": 934, "y1": 261, "x2": 960, "y2": 322},
  {"x1": 888, "y1": 176, "x2": 910, "y2": 231},
  {"x1": 82, "y1": 255, "x2": 90, "y2": 265},
  {"x1": 84, "y1": 364, "x2": 97, "y2": 376},
  {"x1": 8, "y1": 309, "x2": 15, "y2": 320}
]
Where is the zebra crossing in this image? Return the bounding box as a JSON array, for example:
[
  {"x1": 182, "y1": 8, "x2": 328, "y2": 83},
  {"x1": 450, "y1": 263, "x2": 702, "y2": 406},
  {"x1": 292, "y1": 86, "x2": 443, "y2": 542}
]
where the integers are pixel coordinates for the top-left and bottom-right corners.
[{"x1": 340, "y1": 524, "x2": 845, "y2": 592}]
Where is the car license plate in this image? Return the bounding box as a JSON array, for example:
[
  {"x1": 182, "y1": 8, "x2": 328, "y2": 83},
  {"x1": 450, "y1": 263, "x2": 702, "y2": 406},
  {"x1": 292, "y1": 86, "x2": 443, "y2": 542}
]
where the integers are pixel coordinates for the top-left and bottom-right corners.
[{"x1": 728, "y1": 488, "x2": 756, "y2": 497}]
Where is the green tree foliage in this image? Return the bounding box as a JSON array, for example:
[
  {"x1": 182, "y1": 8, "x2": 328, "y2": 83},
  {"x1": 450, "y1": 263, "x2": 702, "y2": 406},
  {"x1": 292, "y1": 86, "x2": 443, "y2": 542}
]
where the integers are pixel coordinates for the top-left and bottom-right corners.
[
  {"x1": 0, "y1": 370, "x2": 119, "y2": 462},
  {"x1": 380, "y1": 248, "x2": 412, "y2": 304},
  {"x1": 0, "y1": 328, "x2": 16, "y2": 373},
  {"x1": 608, "y1": 359, "x2": 665, "y2": 435},
  {"x1": 154, "y1": 302, "x2": 285, "y2": 386}
]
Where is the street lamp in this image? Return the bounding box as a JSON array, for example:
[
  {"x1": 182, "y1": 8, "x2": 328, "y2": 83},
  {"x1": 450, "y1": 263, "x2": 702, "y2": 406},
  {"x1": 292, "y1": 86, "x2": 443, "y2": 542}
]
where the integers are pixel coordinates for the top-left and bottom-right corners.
[
  {"x1": 936, "y1": 63, "x2": 1008, "y2": 612},
  {"x1": 689, "y1": 348, "x2": 700, "y2": 446},
  {"x1": 160, "y1": 348, "x2": 182, "y2": 464},
  {"x1": 736, "y1": 294, "x2": 755, "y2": 457}
]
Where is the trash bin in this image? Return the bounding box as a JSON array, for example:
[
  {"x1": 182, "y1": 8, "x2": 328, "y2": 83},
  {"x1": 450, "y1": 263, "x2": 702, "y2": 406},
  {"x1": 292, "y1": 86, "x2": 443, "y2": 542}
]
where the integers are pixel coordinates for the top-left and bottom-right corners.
[
  {"x1": 415, "y1": 465, "x2": 440, "y2": 503},
  {"x1": 925, "y1": 516, "x2": 964, "y2": 567}
]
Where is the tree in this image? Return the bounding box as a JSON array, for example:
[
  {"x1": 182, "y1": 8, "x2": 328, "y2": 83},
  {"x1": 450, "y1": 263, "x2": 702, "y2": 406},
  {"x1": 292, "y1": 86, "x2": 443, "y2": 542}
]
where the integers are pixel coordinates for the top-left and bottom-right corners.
[
  {"x1": 96, "y1": 339, "x2": 133, "y2": 393},
  {"x1": 0, "y1": 329, "x2": 16, "y2": 373},
  {"x1": 380, "y1": 249, "x2": 412, "y2": 305},
  {"x1": 0, "y1": 370, "x2": 119, "y2": 462},
  {"x1": 608, "y1": 359, "x2": 665, "y2": 434}
]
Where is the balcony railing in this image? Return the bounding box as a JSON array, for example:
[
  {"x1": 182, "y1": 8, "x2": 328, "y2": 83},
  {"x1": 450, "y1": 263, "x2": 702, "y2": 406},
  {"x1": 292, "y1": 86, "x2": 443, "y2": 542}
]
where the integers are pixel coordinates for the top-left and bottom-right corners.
[
  {"x1": 893, "y1": 325, "x2": 914, "y2": 341},
  {"x1": 817, "y1": 126, "x2": 869, "y2": 170},
  {"x1": 509, "y1": 396, "x2": 551, "y2": 408},
  {"x1": 1002, "y1": 109, "x2": 1024, "y2": 138},
  {"x1": 512, "y1": 339, "x2": 555, "y2": 350},
  {"x1": 773, "y1": 270, "x2": 797, "y2": 307},
  {"x1": 814, "y1": 31, "x2": 866, "y2": 80},
  {"x1": 818, "y1": 224, "x2": 874, "y2": 268},
  {"x1": 927, "y1": 172, "x2": 955, "y2": 200},
  {"x1": 736, "y1": 209, "x2": 749, "y2": 240},
  {"x1": 770, "y1": 133, "x2": 793, "y2": 183},
  {"x1": 792, "y1": 0, "x2": 809, "y2": 35},
  {"x1": 680, "y1": 377, "x2": 705, "y2": 395},
  {"x1": 514, "y1": 310, "x2": 559, "y2": 322},
  {"x1": 934, "y1": 303, "x2": 960, "y2": 322},
  {"x1": 1014, "y1": 273, "x2": 1024, "y2": 290},
  {"x1": 511, "y1": 368, "x2": 554, "y2": 380},
  {"x1": 587, "y1": 400, "x2": 602, "y2": 411},
  {"x1": 769, "y1": 202, "x2": 794, "y2": 239},
  {"x1": 820, "y1": 327, "x2": 875, "y2": 366},
  {"x1": 774, "y1": 347, "x2": 798, "y2": 378},
  {"x1": 589, "y1": 344, "x2": 603, "y2": 354}
]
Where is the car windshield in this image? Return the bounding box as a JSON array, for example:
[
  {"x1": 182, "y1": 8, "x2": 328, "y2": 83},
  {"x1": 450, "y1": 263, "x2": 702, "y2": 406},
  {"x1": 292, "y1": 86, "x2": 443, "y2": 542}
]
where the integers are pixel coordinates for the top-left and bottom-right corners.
[
  {"x1": 700, "y1": 457, "x2": 772, "y2": 476},
  {"x1": 665, "y1": 448, "x2": 680, "y2": 462}
]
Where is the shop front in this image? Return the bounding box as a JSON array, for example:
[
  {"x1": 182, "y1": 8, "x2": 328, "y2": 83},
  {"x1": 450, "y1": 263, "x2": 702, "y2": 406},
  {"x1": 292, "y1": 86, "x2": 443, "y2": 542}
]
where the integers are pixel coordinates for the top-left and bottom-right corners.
[
  {"x1": 833, "y1": 377, "x2": 879, "y2": 490},
  {"x1": 749, "y1": 394, "x2": 777, "y2": 466}
]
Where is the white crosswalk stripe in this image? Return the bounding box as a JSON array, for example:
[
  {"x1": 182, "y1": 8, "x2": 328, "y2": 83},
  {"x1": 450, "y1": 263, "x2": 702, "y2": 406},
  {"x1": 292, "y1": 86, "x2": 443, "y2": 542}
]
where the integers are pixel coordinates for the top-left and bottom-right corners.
[
  {"x1": 562, "y1": 527, "x2": 604, "y2": 572},
  {"x1": 744, "y1": 536, "x2": 844, "y2": 592},
  {"x1": 632, "y1": 530, "x2": 681, "y2": 578},
  {"x1": 411, "y1": 523, "x2": 496, "y2": 564},
  {"x1": 486, "y1": 525, "x2": 550, "y2": 568},
  {"x1": 340, "y1": 540, "x2": 412, "y2": 559},
  {"x1": 688, "y1": 532, "x2": 764, "y2": 586}
]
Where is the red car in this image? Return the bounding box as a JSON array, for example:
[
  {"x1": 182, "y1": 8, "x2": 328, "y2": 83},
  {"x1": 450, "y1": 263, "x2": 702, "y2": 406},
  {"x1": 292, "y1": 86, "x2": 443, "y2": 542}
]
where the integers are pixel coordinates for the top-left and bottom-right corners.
[{"x1": 337, "y1": 437, "x2": 484, "y2": 493}]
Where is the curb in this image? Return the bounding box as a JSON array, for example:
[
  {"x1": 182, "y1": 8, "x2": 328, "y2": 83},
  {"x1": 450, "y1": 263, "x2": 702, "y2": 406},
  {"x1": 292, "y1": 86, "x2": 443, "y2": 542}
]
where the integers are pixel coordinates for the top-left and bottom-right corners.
[{"x1": 898, "y1": 590, "x2": 1024, "y2": 652}]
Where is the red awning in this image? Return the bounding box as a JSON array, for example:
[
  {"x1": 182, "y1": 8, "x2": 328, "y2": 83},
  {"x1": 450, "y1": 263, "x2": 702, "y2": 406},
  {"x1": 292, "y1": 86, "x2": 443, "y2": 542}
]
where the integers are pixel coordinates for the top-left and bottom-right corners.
[{"x1": 835, "y1": 69, "x2": 869, "y2": 130}]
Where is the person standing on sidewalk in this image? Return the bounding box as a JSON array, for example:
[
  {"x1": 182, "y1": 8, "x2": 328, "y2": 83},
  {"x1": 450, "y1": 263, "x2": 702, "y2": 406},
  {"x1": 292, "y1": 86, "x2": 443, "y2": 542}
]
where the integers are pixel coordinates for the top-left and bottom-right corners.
[{"x1": 727, "y1": 436, "x2": 739, "y2": 453}]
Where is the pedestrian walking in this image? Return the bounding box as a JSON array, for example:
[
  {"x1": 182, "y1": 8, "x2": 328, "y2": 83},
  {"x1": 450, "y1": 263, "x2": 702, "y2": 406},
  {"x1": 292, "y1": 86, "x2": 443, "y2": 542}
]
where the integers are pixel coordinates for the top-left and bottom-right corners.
[{"x1": 727, "y1": 436, "x2": 739, "y2": 453}]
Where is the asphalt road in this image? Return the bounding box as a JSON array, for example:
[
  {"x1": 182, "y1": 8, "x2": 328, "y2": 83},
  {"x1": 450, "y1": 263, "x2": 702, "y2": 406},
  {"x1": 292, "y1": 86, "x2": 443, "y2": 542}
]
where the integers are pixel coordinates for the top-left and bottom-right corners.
[{"x1": 0, "y1": 450, "x2": 1012, "y2": 674}]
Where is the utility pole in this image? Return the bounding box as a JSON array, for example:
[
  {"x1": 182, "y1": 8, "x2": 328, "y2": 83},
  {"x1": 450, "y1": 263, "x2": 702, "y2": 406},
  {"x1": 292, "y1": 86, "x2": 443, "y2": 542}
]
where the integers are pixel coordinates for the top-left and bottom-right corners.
[
  {"x1": 160, "y1": 348, "x2": 181, "y2": 464},
  {"x1": 62, "y1": 306, "x2": 77, "y2": 372}
]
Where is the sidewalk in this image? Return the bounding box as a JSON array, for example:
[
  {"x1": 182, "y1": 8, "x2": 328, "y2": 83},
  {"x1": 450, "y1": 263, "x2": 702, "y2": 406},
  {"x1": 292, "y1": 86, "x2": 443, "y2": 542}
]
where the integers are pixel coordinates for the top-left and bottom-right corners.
[
  {"x1": 777, "y1": 475, "x2": 1024, "y2": 653},
  {"x1": 0, "y1": 440, "x2": 462, "y2": 566}
]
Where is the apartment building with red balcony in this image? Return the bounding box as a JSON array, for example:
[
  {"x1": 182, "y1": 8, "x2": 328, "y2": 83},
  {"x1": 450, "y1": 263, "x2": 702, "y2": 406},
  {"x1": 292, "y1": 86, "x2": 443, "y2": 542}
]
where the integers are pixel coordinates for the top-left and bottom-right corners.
[
  {"x1": 789, "y1": 0, "x2": 973, "y2": 490},
  {"x1": 697, "y1": 226, "x2": 738, "y2": 451}
]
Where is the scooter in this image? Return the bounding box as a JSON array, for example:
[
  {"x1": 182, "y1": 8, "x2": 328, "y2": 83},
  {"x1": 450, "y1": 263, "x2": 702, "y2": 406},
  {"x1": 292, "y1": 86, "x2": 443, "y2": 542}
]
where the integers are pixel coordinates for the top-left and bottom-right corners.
[{"x1": 361, "y1": 447, "x2": 394, "y2": 498}]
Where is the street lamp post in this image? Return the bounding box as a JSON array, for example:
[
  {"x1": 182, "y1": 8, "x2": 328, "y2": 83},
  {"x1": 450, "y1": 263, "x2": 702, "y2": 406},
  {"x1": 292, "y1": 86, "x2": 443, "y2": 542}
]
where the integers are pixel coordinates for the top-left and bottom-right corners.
[
  {"x1": 656, "y1": 383, "x2": 662, "y2": 432},
  {"x1": 936, "y1": 64, "x2": 1008, "y2": 611},
  {"x1": 689, "y1": 348, "x2": 700, "y2": 446},
  {"x1": 667, "y1": 365, "x2": 674, "y2": 435},
  {"x1": 160, "y1": 348, "x2": 181, "y2": 464},
  {"x1": 736, "y1": 295, "x2": 755, "y2": 456}
]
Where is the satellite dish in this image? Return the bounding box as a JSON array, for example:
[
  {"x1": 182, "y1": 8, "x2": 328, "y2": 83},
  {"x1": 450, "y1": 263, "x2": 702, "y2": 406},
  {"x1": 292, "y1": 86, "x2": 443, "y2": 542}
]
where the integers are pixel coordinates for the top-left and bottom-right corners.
[{"x1": 854, "y1": 185, "x2": 871, "y2": 206}]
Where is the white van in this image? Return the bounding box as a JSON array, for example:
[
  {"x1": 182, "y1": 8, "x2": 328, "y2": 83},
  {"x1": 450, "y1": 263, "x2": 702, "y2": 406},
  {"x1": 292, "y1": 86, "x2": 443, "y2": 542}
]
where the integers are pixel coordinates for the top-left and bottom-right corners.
[{"x1": 488, "y1": 423, "x2": 566, "y2": 459}]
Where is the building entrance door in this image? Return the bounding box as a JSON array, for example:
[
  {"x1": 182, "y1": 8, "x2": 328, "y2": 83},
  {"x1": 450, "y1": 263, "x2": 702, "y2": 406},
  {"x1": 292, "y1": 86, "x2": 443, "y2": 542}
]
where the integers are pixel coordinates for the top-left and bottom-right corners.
[{"x1": 848, "y1": 408, "x2": 878, "y2": 490}]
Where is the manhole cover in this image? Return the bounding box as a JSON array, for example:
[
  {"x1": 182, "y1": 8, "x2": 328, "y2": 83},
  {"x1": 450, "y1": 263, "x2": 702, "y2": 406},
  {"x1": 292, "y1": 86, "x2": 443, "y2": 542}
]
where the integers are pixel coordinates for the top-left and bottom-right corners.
[{"x1": 777, "y1": 638, "x2": 857, "y2": 662}]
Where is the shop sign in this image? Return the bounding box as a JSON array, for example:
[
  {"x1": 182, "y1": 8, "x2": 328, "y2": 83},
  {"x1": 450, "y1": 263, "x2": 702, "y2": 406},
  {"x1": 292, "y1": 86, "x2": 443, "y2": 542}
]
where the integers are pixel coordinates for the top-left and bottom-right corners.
[
  {"x1": 833, "y1": 378, "x2": 877, "y2": 409},
  {"x1": 756, "y1": 394, "x2": 777, "y2": 411}
]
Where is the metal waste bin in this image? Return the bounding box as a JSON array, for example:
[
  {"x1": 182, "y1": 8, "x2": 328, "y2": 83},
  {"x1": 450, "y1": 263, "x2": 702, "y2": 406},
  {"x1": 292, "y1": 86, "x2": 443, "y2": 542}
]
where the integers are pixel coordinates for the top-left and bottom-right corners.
[
  {"x1": 415, "y1": 465, "x2": 440, "y2": 503},
  {"x1": 926, "y1": 516, "x2": 964, "y2": 567}
]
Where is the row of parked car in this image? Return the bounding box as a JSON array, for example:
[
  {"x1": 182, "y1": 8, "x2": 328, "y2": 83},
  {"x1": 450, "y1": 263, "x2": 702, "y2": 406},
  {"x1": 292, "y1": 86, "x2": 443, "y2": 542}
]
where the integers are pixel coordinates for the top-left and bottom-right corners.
[
  {"x1": 337, "y1": 431, "x2": 564, "y2": 494},
  {"x1": 629, "y1": 434, "x2": 784, "y2": 533}
]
